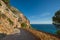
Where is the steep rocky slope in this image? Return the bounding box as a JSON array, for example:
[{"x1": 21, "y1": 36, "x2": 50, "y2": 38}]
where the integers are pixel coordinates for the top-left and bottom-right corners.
[{"x1": 0, "y1": 0, "x2": 30, "y2": 35}]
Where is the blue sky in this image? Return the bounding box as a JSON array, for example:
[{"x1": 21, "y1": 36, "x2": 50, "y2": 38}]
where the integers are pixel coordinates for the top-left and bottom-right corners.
[{"x1": 10, "y1": 0, "x2": 60, "y2": 24}]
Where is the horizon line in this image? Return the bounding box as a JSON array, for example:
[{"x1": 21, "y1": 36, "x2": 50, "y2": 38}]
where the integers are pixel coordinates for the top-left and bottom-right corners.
[{"x1": 30, "y1": 23, "x2": 52, "y2": 24}]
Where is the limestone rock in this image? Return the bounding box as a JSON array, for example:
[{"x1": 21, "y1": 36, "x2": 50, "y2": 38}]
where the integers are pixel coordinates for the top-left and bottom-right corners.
[{"x1": 0, "y1": 0, "x2": 30, "y2": 35}]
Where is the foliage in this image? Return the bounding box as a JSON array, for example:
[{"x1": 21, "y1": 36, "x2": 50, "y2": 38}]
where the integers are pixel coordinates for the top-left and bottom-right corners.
[
  {"x1": 1, "y1": 14, "x2": 7, "y2": 18},
  {"x1": 13, "y1": 15, "x2": 17, "y2": 18},
  {"x1": 6, "y1": 8, "x2": 9, "y2": 11},
  {"x1": 12, "y1": 9, "x2": 16, "y2": 12},
  {"x1": 52, "y1": 10, "x2": 60, "y2": 28},
  {"x1": 21, "y1": 23, "x2": 27, "y2": 28},
  {"x1": 3, "y1": 0, "x2": 10, "y2": 4},
  {"x1": 56, "y1": 30, "x2": 60, "y2": 35},
  {"x1": 55, "y1": 10, "x2": 60, "y2": 16},
  {"x1": 2, "y1": 0, "x2": 10, "y2": 8},
  {"x1": 52, "y1": 10, "x2": 60, "y2": 35},
  {"x1": 0, "y1": 11, "x2": 7, "y2": 19},
  {"x1": 0, "y1": 3, "x2": 2, "y2": 6},
  {"x1": 7, "y1": 18, "x2": 13, "y2": 25}
]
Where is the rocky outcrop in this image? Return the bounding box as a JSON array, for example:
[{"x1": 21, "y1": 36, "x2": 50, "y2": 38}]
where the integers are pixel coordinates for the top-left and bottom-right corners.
[{"x1": 0, "y1": 0, "x2": 30, "y2": 35}]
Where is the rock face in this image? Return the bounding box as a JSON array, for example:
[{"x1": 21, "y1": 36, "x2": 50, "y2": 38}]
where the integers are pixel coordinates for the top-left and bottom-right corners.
[{"x1": 0, "y1": 0, "x2": 30, "y2": 35}]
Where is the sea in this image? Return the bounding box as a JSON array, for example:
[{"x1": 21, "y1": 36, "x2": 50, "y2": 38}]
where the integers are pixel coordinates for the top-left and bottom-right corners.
[{"x1": 31, "y1": 24, "x2": 57, "y2": 34}]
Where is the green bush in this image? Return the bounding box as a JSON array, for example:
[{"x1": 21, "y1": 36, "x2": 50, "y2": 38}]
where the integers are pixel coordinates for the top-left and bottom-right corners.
[
  {"x1": 1, "y1": 14, "x2": 7, "y2": 18},
  {"x1": 3, "y1": 0, "x2": 10, "y2": 4},
  {"x1": 13, "y1": 15, "x2": 17, "y2": 18},
  {"x1": 21, "y1": 23, "x2": 27, "y2": 28},
  {"x1": 7, "y1": 18, "x2": 13, "y2": 25},
  {"x1": 0, "y1": 3, "x2": 2, "y2": 6},
  {"x1": 0, "y1": 12, "x2": 7, "y2": 19},
  {"x1": 3, "y1": 0, "x2": 10, "y2": 7},
  {"x1": 12, "y1": 10, "x2": 16, "y2": 13},
  {"x1": 56, "y1": 30, "x2": 60, "y2": 35}
]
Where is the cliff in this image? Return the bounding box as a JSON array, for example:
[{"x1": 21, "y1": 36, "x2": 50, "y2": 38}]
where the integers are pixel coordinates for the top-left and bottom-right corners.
[{"x1": 0, "y1": 0, "x2": 30, "y2": 35}]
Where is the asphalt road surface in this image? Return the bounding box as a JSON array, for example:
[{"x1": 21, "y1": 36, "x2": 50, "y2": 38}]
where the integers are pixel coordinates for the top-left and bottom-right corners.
[{"x1": 1, "y1": 28, "x2": 40, "y2": 40}]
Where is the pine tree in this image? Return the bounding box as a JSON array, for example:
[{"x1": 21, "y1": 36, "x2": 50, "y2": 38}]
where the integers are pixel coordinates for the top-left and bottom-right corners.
[{"x1": 52, "y1": 10, "x2": 60, "y2": 36}]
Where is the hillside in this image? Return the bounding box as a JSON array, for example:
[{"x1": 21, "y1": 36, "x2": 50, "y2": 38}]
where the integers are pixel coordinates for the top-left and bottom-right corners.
[{"x1": 0, "y1": 0, "x2": 30, "y2": 35}]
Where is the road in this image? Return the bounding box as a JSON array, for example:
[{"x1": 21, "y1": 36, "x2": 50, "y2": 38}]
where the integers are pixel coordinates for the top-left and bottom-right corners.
[{"x1": 1, "y1": 28, "x2": 40, "y2": 40}]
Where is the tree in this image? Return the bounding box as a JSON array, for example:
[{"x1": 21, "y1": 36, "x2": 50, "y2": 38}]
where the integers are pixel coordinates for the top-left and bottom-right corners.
[
  {"x1": 2, "y1": 0, "x2": 10, "y2": 4},
  {"x1": 2, "y1": 0, "x2": 10, "y2": 7},
  {"x1": 52, "y1": 10, "x2": 60, "y2": 35}
]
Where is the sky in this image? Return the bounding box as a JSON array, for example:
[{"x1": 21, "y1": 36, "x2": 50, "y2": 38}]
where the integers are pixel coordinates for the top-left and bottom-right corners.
[{"x1": 10, "y1": 0, "x2": 60, "y2": 24}]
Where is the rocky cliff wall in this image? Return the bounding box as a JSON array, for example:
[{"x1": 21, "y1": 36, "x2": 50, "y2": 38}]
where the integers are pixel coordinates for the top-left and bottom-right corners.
[{"x1": 0, "y1": 0, "x2": 30, "y2": 35}]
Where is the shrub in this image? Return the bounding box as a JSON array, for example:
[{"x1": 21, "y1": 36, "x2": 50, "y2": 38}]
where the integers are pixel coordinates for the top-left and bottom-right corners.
[
  {"x1": 21, "y1": 23, "x2": 27, "y2": 28},
  {"x1": 2, "y1": 0, "x2": 10, "y2": 7},
  {"x1": 7, "y1": 18, "x2": 13, "y2": 25},
  {"x1": 0, "y1": 12, "x2": 7, "y2": 19},
  {"x1": 12, "y1": 10, "x2": 16, "y2": 13},
  {"x1": 1, "y1": 14, "x2": 7, "y2": 18},
  {"x1": 13, "y1": 15, "x2": 17, "y2": 18},
  {"x1": 0, "y1": 3, "x2": 2, "y2": 6},
  {"x1": 3, "y1": 0, "x2": 10, "y2": 4},
  {"x1": 56, "y1": 30, "x2": 60, "y2": 36},
  {"x1": 6, "y1": 8, "x2": 9, "y2": 11}
]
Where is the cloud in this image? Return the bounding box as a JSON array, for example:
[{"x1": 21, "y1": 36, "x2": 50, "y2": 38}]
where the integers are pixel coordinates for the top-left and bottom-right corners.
[
  {"x1": 39, "y1": 12, "x2": 51, "y2": 17},
  {"x1": 31, "y1": 21, "x2": 52, "y2": 24},
  {"x1": 29, "y1": 12, "x2": 52, "y2": 24},
  {"x1": 29, "y1": 12, "x2": 51, "y2": 19},
  {"x1": 30, "y1": 16, "x2": 36, "y2": 18}
]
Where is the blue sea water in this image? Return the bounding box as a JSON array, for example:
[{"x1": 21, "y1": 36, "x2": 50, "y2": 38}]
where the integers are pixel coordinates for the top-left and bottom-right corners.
[{"x1": 31, "y1": 24, "x2": 57, "y2": 34}]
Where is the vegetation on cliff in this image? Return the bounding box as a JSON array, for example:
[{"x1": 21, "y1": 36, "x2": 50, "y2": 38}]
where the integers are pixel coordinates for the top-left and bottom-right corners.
[
  {"x1": 7, "y1": 18, "x2": 14, "y2": 25},
  {"x1": 2, "y1": 0, "x2": 10, "y2": 4},
  {"x1": 21, "y1": 23, "x2": 27, "y2": 28},
  {"x1": 52, "y1": 10, "x2": 60, "y2": 36},
  {"x1": 0, "y1": 11, "x2": 7, "y2": 19},
  {"x1": 2, "y1": 0, "x2": 10, "y2": 8},
  {"x1": 56, "y1": 30, "x2": 60, "y2": 35},
  {"x1": 0, "y1": 0, "x2": 30, "y2": 35},
  {"x1": 0, "y1": 3, "x2": 2, "y2": 6}
]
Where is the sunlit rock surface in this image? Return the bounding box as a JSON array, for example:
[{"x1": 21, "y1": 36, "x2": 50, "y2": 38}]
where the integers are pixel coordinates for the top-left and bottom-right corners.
[{"x1": 0, "y1": 0, "x2": 30, "y2": 35}]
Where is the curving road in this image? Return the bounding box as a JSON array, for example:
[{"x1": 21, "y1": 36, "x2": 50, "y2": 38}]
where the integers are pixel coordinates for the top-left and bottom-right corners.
[{"x1": 1, "y1": 28, "x2": 40, "y2": 40}]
